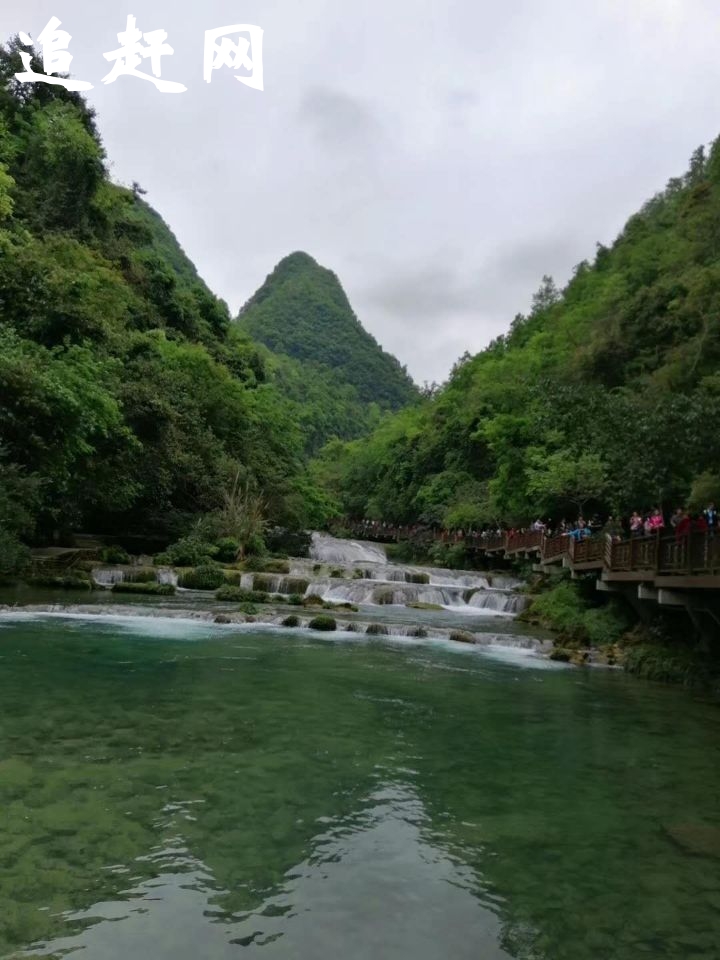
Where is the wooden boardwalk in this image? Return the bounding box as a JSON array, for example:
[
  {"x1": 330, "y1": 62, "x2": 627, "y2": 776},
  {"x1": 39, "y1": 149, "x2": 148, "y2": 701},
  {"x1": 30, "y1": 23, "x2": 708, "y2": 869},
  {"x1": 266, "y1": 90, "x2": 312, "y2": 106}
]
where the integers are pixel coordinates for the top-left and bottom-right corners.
[{"x1": 338, "y1": 523, "x2": 720, "y2": 592}]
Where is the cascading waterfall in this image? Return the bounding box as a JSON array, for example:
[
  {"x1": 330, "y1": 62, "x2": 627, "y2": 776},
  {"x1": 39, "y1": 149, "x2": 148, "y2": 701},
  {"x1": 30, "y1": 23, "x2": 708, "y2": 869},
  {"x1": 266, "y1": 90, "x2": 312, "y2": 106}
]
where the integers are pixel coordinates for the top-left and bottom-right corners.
[
  {"x1": 90, "y1": 534, "x2": 527, "y2": 616},
  {"x1": 309, "y1": 533, "x2": 388, "y2": 565},
  {"x1": 467, "y1": 591, "x2": 529, "y2": 614},
  {"x1": 294, "y1": 534, "x2": 527, "y2": 616},
  {"x1": 157, "y1": 568, "x2": 178, "y2": 587},
  {"x1": 91, "y1": 567, "x2": 126, "y2": 586}
]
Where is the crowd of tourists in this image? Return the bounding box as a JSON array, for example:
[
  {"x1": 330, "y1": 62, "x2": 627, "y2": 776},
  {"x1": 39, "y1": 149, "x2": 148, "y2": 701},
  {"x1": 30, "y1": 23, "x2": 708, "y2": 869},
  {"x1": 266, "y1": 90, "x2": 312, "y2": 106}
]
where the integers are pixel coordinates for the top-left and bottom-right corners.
[
  {"x1": 511, "y1": 503, "x2": 718, "y2": 543},
  {"x1": 350, "y1": 503, "x2": 719, "y2": 544}
]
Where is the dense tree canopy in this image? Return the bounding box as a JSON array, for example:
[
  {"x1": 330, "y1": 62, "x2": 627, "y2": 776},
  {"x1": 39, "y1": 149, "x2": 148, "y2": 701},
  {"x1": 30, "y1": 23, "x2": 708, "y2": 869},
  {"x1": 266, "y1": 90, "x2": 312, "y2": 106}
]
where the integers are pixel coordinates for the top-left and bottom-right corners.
[
  {"x1": 237, "y1": 251, "x2": 418, "y2": 451},
  {"x1": 315, "y1": 141, "x2": 720, "y2": 526},
  {"x1": 0, "y1": 38, "x2": 338, "y2": 545}
]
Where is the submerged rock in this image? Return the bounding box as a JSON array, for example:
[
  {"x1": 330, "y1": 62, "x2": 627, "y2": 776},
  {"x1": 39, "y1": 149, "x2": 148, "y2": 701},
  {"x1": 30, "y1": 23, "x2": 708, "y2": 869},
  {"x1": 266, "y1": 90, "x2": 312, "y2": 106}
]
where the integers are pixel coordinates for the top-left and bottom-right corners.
[
  {"x1": 214, "y1": 614, "x2": 231, "y2": 624},
  {"x1": 665, "y1": 823, "x2": 720, "y2": 859}
]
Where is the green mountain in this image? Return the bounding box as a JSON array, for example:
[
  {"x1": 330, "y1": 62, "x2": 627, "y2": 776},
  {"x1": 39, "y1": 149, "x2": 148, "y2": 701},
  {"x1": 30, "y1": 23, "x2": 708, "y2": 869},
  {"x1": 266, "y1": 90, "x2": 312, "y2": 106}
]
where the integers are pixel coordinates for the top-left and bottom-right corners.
[
  {"x1": 236, "y1": 252, "x2": 418, "y2": 448},
  {"x1": 316, "y1": 141, "x2": 720, "y2": 530},
  {"x1": 0, "y1": 38, "x2": 330, "y2": 549}
]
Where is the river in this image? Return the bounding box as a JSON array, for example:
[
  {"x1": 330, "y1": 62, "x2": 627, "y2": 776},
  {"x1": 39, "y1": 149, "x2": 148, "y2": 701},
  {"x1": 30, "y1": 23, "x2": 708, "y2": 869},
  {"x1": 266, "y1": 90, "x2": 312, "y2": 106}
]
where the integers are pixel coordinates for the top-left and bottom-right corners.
[{"x1": 0, "y1": 538, "x2": 719, "y2": 959}]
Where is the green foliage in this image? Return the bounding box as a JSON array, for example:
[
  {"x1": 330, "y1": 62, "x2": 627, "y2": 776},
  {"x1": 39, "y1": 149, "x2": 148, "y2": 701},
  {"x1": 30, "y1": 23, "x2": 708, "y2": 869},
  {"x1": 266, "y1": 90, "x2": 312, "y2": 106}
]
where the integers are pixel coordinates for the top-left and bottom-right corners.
[
  {"x1": 178, "y1": 565, "x2": 226, "y2": 591},
  {"x1": 525, "y1": 579, "x2": 631, "y2": 646},
  {"x1": 262, "y1": 558, "x2": 291, "y2": 574},
  {"x1": 584, "y1": 604, "x2": 634, "y2": 646},
  {"x1": 317, "y1": 140, "x2": 720, "y2": 525},
  {"x1": 29, "y1": 574, "x2": 93, "y2": 590},
  {"x1": 0, "y1": 532, "x2": 30, "y2": 579},
  {"x1": 308, "y1": 615, "x2": 337, "y2": 631},
  {"x1": 111, "y1": 582, "x2": 175, "y2": 596},
  {"x1": 405, "y1": 572, "x2": 430, "y2": 584},
  {"x1": 281, "y1": 615, "x2": 300, "y2": 627},
  {"x1": 237, "y1": 251, "x2": 417, "y2": 413},
  {"x1": 0, "y1": 162, "x2": 14, "y2": 221},
  {"x1": 525, "y1": 581, "x2": 589, "y2": 641},
  {"x1": 155, "y1": 538, "x2": 218, "y2": 568},
  {"x1": 123, "y1": 568, "x2": 156, "y2": 584},
  {"x1": 0, "y1": 48, "x2": 338, "y2": 544},
  {"x1": 303, "y1": 594, "x2": 324, "y2": 607},
  {"x1": 689, "y1": 472, "x2": 720, "y2": 510},
  {"x1": 252, "y1": 574, "x2": 277, "y2": 593},
  {"x1": 100, "y1": 546, "x2": 130, "y2": 565},
  {"x1": 214, "y1": 538, "x2": 240, "y2": 564},
  {"x1": 215, "y1": 586, "x2": 270, "y2": 603},
  {"x1": 622, "y1": 639, "x2": 717, "y2": 688}
]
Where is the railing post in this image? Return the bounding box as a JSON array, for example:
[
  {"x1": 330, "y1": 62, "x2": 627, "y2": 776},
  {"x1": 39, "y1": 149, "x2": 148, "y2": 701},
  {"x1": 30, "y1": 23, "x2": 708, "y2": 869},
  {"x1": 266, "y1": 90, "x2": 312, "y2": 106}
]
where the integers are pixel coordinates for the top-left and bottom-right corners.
[{"x1": 654, "y1": 530, "x2": 660, "y2": 573}]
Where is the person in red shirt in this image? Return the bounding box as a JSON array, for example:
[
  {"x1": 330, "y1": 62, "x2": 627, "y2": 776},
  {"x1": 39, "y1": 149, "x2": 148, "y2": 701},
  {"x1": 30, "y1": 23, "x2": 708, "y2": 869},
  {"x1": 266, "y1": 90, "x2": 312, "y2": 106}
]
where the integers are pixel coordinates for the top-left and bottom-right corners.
[
  {"x1": 675, "y1": 509, "x2": 691, "y2": 540},
  {"x1": 694, "y1": 513, "x2": 709, "y2": 534}
]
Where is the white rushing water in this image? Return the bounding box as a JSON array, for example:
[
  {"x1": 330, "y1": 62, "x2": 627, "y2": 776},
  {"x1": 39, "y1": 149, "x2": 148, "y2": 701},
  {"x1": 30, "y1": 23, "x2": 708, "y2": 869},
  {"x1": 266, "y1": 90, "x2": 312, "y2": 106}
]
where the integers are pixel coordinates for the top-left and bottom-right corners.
[
  {"x1": 298, "y1": 534, "x2": 529, "y2": 616},
  {"x1": 309, "y1": 533, "x2": 388, "y2": 565},
  {"x1": 87, "y1": 534, "x2": 529, "y2": 618}
]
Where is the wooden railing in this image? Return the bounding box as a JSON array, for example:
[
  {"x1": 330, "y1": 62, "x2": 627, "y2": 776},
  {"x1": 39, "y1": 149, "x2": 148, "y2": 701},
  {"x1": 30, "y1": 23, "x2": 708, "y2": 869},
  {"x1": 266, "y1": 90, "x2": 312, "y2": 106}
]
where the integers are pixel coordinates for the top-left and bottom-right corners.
[
  {"x1": 657, "y1": 533, "x2": 720, "y2": 576},
  {"x1": 542, "y1": 535, "x2": 569, "y2": 563},
  {"x1": 335, "y1": 520, "x2": 720, "y2": 585},
  {"x1": 505, "y1": 530, "x2": 543, "y2": 553},
  {"x1": 569, "y1": 536, "x2": 605, "y2": 565}
]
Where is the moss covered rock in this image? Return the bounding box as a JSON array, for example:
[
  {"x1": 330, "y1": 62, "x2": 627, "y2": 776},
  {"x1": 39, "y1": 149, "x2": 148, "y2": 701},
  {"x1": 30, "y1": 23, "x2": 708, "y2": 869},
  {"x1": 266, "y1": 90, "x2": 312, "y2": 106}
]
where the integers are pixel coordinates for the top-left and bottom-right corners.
[
  {"x1": 178, "y1": 565, "x2": 225, "y2": 591},
  {"x1": 112, "y1": 582, "x2": 175, "y2": 596}
]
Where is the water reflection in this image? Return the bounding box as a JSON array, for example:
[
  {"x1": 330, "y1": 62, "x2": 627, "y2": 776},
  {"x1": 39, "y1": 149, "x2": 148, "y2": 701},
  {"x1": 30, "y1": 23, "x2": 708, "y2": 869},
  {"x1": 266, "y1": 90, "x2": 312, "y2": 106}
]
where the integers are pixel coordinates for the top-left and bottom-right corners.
[
  {"x1": 25, "y1": 782, "x2": 512, "y2": 960},
  {"x1": 1, "y1": 617, "x2": 719, "y2": 960}
]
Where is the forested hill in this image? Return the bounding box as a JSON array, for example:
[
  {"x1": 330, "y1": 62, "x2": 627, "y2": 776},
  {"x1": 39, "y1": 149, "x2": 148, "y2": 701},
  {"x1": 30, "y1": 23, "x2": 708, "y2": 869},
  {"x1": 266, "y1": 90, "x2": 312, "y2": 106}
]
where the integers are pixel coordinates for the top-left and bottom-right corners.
[
  {"x1": 237, "y1": 252, "x2": 418, "y2": 412},
  {"x1": 315, "y1": 141, "x2": 720, "y2": 528},
  {"x1": 0, "y1": 38, "x2": 335, "y2": 551}
]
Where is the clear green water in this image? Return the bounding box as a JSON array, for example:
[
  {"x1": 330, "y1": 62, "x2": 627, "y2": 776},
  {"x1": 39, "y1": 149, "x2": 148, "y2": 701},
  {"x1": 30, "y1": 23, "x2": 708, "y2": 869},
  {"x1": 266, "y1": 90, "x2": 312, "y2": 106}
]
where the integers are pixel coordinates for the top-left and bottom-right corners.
[{"x1": 1, "y1": 613, "x2": 719, "y2": 960}]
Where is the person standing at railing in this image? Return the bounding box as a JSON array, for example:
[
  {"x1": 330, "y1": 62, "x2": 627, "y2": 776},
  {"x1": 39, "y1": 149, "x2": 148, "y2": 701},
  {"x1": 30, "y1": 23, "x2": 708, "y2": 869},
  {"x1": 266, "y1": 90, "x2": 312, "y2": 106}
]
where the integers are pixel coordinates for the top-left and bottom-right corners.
[
  {"x1": 630, "y1": 512, "x2": 644, "y2": 538},
  {"x1": 602, "y1": 515, "x2": 623, "y2": 542},
  {"x1": 675, "y1": 509, "x2": 691, "y2": 541},
  {"x1": 648, "y1": 508, "x2": 665, "y2": 533},
  {"x1": 704, "y1": 502, "x2": 717, "y2": 538},
  {"x1": 669, "y1": 507, "x2": 683, "y2": 531},
  {"x1": 694, "y1": 512, "x2": 709, "y2": 534}
]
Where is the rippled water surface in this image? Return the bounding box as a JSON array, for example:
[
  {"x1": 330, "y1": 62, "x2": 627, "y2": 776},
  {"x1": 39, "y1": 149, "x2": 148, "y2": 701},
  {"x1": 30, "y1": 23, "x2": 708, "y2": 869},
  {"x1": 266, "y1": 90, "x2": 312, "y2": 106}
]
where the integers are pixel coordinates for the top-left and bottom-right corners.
[{"x1": 1, "y1": 614, "x2": 719, "y2": 959}]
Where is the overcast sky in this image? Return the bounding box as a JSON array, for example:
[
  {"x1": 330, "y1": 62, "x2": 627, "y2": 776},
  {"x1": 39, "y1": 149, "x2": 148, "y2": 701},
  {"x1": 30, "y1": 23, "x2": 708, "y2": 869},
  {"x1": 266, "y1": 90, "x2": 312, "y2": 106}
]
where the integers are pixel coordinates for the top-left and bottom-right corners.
[{"x1": 5, "y1": 1, "x2": 720, "y2": 383}]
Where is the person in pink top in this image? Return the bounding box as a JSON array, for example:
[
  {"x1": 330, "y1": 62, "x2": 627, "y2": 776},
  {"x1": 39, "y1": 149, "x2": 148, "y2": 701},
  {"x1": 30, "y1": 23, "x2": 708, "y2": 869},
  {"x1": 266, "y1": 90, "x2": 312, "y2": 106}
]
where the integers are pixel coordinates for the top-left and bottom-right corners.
[{"x1": 648, "y1": 508, "x2": 665, "y2": 532}]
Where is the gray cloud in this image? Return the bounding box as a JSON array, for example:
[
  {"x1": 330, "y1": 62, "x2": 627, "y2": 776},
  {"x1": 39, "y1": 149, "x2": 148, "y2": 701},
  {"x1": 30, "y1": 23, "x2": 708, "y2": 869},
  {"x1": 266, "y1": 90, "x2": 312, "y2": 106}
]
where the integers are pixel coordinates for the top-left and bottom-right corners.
[
  {"x1": 2, "y1": 0, "x2": 719, "y2": 383},
  {"x1": 299, "y1": 88, "x2": 382, "y2": 150}
]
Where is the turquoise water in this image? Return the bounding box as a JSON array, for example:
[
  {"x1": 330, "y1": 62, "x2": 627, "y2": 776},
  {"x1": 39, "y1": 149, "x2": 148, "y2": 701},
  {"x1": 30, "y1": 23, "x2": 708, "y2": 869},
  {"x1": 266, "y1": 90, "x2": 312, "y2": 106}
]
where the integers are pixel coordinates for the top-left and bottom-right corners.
[{"x1": 1, "y1": 613, "x2": 719, "y2": 959}]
